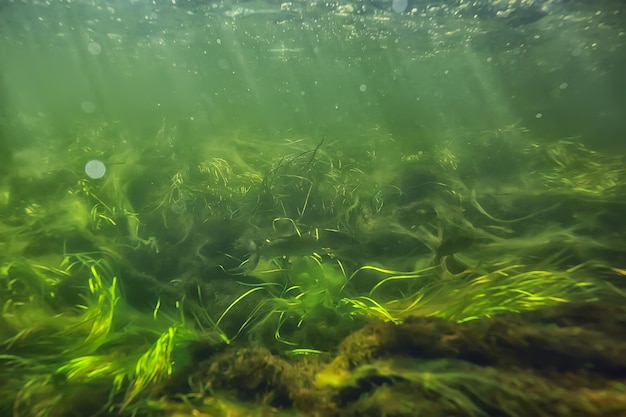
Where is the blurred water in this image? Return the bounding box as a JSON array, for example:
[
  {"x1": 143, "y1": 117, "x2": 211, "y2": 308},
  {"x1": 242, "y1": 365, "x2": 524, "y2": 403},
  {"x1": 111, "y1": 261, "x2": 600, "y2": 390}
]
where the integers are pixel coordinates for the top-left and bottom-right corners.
[{"x1": 0, "y1": 0, "x2": 624, "y2": 149}]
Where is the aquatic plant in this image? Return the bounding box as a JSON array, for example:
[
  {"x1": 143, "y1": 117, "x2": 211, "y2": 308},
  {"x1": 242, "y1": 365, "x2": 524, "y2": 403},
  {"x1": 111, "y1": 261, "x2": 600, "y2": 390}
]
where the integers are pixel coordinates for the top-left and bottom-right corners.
[{"x1": 2, "y1": 113, "x2": 626, "y2": 417}]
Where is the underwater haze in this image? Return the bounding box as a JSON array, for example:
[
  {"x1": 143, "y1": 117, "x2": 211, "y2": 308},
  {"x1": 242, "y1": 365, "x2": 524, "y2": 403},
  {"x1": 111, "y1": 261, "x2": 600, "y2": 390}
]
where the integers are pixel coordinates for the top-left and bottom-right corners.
[
  {"x1": 2, "y1": 0, "x2": 625, "y2": 142},
  {"x1": 1, "y1": 1, "x2": 626, "y2": 416}
]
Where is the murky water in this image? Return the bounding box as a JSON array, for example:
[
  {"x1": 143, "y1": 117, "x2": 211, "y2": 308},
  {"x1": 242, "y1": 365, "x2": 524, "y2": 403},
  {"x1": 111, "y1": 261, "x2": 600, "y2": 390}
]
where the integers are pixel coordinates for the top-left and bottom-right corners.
[
  {"x1": 1, "y1": 1, "x2": 625, "y2": 416},
  {"x1": 2, "y1": 0, "x2": 624, "y2": 144}
]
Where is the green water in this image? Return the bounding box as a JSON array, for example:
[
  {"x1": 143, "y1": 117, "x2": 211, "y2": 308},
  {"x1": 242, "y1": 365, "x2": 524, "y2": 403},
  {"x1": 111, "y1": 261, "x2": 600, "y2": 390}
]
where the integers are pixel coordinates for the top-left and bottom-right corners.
[
  {"x1": 2, "y1": 0, "x2": 624, "y2": 144},
  {"x1": 1, "y1": 1, "x2": 626, "y2": 416}
]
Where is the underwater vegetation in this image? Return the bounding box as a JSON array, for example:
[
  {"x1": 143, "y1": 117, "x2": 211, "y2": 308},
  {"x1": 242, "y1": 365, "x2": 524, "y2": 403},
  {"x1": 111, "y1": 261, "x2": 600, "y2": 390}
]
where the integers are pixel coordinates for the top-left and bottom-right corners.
[{"x1": 1, "y1": 119, "x2": 626, "y2": 417}]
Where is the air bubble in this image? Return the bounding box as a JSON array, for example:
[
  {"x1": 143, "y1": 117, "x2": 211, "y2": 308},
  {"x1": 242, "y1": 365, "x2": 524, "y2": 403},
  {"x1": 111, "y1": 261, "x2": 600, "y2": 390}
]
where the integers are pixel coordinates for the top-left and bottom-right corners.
[
  {"x1": 81, "y1": 101, "x2": 95, "y2": 113},
  {"x1": 85, "y1": 160, "x2": 106, "y2": 179},
  {"x1": 391, "y1": 0, "x2": 408, "y2": 13},
  {"x1": 88, "y1": 42, "x2": 102, "y2": 55}
]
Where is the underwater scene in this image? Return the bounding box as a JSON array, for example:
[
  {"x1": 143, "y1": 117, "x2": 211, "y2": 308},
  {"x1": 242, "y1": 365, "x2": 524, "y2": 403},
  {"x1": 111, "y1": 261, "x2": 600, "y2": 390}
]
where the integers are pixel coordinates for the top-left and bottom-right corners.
[{"x1": 1, "y1": 0, "x2": 626, "y2": 416}]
